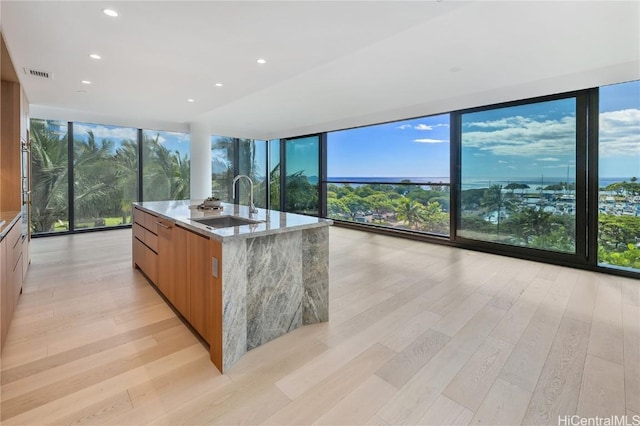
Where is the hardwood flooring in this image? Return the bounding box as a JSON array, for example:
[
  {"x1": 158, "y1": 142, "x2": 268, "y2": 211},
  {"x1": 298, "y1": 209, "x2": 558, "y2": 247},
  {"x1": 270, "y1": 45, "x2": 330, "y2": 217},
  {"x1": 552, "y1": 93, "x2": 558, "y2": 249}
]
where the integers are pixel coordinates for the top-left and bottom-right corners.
[{"x1": 1, "y1": 227, "x2": 638, "y2": 425}]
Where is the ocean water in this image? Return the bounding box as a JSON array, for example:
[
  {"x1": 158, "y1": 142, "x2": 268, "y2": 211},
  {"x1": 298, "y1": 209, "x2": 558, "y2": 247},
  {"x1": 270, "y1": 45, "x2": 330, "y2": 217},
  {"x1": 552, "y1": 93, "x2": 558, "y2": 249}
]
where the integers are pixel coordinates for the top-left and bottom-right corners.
[{"x1": 326, "y1": 177, "x2": 632, "y2": 189}]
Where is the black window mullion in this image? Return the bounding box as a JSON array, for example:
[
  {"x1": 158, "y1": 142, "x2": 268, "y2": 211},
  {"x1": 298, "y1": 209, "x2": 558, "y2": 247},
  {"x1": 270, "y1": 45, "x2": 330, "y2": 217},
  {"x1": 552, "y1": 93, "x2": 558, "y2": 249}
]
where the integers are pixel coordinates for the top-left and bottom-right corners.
[
  {"x1": 319, "y1": 133, "x2": 327, "y2": 218},
  {"x1": 280, "y1": 139, "x2": 286, "y2": 211},
  {"x1": 265, "y1": 140, "x2": 271, "y2": 210},
  {"x1": 575, "y1": 93, "x2": 589, "y2": 262},
  {"x1": 587, "y1": 88, "x2": 600, "y2": 266},
  {"x1": 450, "y1": 112, "x2": 461, "y2": 243},
  {"x1": 233, "y1": 138, "x2": 240, "y2": 204},
  {"x1": 137, "y1": 128, "x2": 143, "y2": 201},
  {"x1": 67, "y1": 121, "x2": 74, "y2": 232}
]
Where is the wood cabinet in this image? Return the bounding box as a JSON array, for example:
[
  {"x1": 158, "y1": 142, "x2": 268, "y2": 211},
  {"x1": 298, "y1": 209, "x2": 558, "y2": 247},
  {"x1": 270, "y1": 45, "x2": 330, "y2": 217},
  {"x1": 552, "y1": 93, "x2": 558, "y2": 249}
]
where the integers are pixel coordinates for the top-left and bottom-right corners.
[
  {"x1": 209, "y1": 238, "x2": 223, "y2": 369},
  {"x1": 131, "y1": 206, "x2": 225, "y2": 370},
  {"x1": 1, "y1": 80, "x2": 21, "y2": 212},
  {"x1": 188, "y1": 230, "x2": 211, "y2": 343},
  {"x1": 131, "y1": 206, "x2": 222, "y2": 370},
  {"x1": 156, "y1": 217, "x2": 175, "y2": 302},
  {"x1": 173, "y1": 226, "x2": 190, "y2": 319},
  {"x1": 1, "y1": 217, "x2": 24, "y2": 351},
  {"x1": 132, "y1": 206, "x2": 158, "y2": 283}
]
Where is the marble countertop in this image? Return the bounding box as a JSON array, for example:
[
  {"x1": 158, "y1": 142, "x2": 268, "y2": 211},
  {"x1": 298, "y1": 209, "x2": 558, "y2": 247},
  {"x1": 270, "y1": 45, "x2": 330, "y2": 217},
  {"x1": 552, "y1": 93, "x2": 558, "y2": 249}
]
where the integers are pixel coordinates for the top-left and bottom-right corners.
[
  {"x1": 0, "y1": 211, "x2": 21, "y2": 241},
  {"x1": 133, "y1": 200, "x2": 332, "y2": 242}
]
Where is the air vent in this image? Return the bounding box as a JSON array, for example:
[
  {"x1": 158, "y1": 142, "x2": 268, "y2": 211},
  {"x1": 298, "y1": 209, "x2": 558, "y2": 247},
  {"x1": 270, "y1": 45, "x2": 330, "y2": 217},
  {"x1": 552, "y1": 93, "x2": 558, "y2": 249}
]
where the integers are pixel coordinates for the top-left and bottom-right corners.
[{"x1": 23, "y1": 68, "x2": 53, "y2": 79}]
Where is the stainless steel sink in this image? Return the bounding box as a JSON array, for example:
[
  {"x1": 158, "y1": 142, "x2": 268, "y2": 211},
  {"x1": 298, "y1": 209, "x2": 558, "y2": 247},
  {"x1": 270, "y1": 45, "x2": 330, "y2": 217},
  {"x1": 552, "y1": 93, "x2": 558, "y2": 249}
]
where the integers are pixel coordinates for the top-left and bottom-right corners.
[{"x1": 192, "y1": 215, "x2": 262, "y2": 228}]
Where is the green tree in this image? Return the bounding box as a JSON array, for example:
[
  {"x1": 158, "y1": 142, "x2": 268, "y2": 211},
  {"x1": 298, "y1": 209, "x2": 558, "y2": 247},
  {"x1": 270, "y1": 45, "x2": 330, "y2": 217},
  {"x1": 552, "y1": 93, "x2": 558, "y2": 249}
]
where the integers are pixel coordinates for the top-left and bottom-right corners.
[
  {"x1": 421, "y1": 200, "x2": 449, "y2": 234},
  {"x1": 114, "y1": 139, "x2": 138, "y2": 223},
  {"x1": 396, "y1": 198, "x2": 424, "y2": 229},
  {"x1": 481, "y1": 184, "x2": 505, "y2": 235},
  {"x1": 73, "y1": 130, "x2": 114, "y2": 224},
  {"x1": 144, "y1": 133, "x2": 190, "y2": 201},
  {"x1": 599, "y1": 214, "x2": 640, "y2": 250},
  {"x1": 30, "y1": 119, "x2": 69, "y2": 232}
]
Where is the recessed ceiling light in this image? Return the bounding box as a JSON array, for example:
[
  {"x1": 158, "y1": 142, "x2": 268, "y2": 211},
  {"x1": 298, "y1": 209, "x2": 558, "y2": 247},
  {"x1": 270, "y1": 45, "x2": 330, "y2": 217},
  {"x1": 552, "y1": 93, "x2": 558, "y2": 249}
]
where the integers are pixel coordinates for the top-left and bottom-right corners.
[
  {"x1": 215, "y1": 83, "x2": 223, "y2": 87},
  {"x1": 89, "y1": 54, "x2": 102, "y2": 60},
  {"x1": 102, "y1": 8, "x2": 118, "y2": 17},
  {"x1": 187, "y1": 99, "x2": 195, "y2": 102},
  {"x1": 81, "y1": 80, "x2": 92, "y2": 85},
  {"x1": 256, "y1": 58, "x2": 266, "y2": 64}
]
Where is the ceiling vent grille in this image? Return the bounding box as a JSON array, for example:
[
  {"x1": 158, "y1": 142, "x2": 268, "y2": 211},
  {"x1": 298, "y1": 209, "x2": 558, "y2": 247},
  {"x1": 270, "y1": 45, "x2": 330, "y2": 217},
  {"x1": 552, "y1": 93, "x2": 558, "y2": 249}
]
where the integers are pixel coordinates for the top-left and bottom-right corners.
[{"x1": 23, "y1": 68, "x2": 53, "y2": 79}]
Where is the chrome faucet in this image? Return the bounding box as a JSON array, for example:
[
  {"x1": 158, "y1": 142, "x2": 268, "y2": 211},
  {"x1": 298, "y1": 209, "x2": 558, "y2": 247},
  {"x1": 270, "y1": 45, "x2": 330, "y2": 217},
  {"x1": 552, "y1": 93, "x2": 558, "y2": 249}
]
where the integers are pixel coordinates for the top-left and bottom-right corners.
[{"x1": 232, "y1": 174, "x2": 258, "y2": 215}]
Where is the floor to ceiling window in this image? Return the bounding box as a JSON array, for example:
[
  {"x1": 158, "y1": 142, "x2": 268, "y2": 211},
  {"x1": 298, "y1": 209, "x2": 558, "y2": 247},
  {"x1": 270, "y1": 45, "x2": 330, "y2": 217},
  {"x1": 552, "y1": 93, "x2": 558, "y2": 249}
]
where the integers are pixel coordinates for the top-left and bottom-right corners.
[
  {"x1": 72, "y1": 122, "x2": 138, "y2": 229},
  {"x1": 211, "y1": 135, "x2": 235, "y2": 203},
  {"x1": 238, "y1": 139, "x2": 267, "y2": 208},
  {"x1": 284, "y1": 135, "x2": 320, "y2": 216},
  {"x1": 29, "y1": 119, "x2": 69, "y2": 233},
  {"x1": 458, "y1": 97, "x2": 579, "y2": 254},
  {"x1": 269, "y1": 139, "x2": 281, "y2": 209},
  {"x1": 326, "y1": 114, "x2": 450, "y2": 235},
  {"x1": 598, "y1": 80, "x2": 640, "y2": 272},
  {"x1": 142, "y1": 130, "x2": 190, "y2": 201}
]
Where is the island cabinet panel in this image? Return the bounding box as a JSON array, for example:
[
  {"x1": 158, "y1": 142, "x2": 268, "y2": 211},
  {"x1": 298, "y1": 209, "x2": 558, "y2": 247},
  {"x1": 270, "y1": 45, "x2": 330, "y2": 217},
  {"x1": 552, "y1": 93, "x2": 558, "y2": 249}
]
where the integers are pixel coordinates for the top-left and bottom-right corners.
[
  {"x1": 1, "y1": 217, "x2": 24, "y2": 352},
  {"x1": 209, "y1": 239, "x2": 223, "y2": 371},
  {"x1": 173, "y1": 226, "x2": 190, "y2": 320},
  {"x1": 1, "y1": 232, "x2": 9, "y2": 350},
  {"x1": 156, "y1": 218, "x2": 175, "y2": 299},
  {"x1": 132, "y1": 206, "x2": 158, "y2": 283},
  {"x1": 189, "y1": 231, "x2": 212, "y2": 344}
]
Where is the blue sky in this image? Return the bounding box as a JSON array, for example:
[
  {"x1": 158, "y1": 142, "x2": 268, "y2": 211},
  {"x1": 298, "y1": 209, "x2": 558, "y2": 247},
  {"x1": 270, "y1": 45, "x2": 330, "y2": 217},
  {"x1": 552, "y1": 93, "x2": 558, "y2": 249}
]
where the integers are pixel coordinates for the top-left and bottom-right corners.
[
  {"x1": 461, "y1": 98, "x2": 577, "y2": 180},
  {"x1": 327, "y1": 80, "x2": 639, "y2": 181},
  {"x1": 327, "y1": 114, "x2": 450, "y2": 179},
  {"x1": 73, "y1": 123, "x2": 190, "y2": 157}
]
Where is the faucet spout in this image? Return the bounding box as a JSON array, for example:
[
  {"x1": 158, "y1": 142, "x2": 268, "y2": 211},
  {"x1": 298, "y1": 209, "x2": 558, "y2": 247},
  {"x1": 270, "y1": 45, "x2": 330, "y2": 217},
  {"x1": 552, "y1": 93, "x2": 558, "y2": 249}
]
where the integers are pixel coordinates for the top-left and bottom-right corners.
[{"x1": 232, "y1": 174, "x2": 258, "y2": 215}]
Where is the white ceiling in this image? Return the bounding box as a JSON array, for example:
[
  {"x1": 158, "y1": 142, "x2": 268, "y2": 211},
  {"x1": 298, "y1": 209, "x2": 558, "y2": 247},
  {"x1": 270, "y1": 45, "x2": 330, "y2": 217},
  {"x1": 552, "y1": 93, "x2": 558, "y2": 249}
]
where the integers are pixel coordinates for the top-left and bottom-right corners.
[{"x1": 1, "y1": 1, "x2": 639, "y2": 140}]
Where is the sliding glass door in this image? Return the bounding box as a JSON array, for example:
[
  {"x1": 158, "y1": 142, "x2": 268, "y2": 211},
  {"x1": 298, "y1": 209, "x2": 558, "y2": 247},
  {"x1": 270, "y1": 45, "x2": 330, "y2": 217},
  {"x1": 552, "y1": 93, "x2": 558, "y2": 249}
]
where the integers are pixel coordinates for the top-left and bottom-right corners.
[
  {"x1": 284, "y1": 135, "x2": 320, "y2": 216},
  {"x1": 457, "y1": 95, "x2": 584, "y2": 259},
  {"x1": 598, "y1": 80, "x2": 640, "y2": 272}
]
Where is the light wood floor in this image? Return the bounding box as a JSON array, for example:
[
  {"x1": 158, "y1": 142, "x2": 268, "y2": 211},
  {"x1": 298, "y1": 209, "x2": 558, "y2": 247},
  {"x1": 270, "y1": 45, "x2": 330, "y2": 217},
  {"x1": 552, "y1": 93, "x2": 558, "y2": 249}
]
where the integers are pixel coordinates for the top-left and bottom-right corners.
[{"x1": 1, "y1": 227, "x2": 638, "y2": 425}]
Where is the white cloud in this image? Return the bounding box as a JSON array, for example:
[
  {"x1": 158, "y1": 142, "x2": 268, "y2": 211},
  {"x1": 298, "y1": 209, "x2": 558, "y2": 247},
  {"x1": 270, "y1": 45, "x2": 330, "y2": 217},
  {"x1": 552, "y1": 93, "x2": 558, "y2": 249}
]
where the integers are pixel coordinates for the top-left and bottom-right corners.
[
  {"x1": 498, "y1": 160, "x2": 508, "y2": 164},
  {"x1": 538, "y1": 157, "x2": 561, "y2": 162},
  {"x1": 413, "y1": 138, "x2": 446, "y2": 144},
  {"x1": 544, "y1": 164, "x2": 576, "y2": 169},
  {"x1": 414, "y1": 124, "x2": 433, "y2": 131},
  {"x1": 74, "y1": 124, "x2": 137, "y2": 141},
  {"x1": 599, "y1": 109, "x2": 640, "y2": 157},
  {"x1": 397, "y1": 124, "x2": 412, "y2": 130},
  {"x1": 462, "y1": 115, "x2": 576, "y2": 157}
]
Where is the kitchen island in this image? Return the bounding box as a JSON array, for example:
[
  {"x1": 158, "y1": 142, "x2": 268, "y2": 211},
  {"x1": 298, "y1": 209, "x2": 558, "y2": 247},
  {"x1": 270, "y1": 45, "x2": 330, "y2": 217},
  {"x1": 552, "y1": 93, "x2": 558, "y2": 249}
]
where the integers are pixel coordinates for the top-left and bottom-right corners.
[{"x1": 132, "y1": 200, "x2": 331, "y2": 372}]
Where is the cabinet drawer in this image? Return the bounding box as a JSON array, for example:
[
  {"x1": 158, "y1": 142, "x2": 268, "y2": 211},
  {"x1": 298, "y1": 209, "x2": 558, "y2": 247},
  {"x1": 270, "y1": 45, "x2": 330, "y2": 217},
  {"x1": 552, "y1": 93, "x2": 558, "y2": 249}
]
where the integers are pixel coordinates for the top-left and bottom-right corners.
[
  {"x1": 8, "y1": 222, "x2": 23, "y2": 270},
  {"x1": 133, "y1": 223, "x2": 145, "y2": 242},
  {"x1": 12, "y1": 253, "x2": 23, "y2": 305},
  {"x1": 133, "y1": 237, "x2": 145, "y2": 270},
  {"x1": 144, "y1": 212, "x2": 158, "y2": 234},
  {"x1": 133, "y1": 207, "x2": 145, "y2": 226},
  {"x1": 145, "y1": 229, "x2": 158, "y2": 252},
  {"x1": 145, "y1": 248, "x2": 158, "y2": 283}
]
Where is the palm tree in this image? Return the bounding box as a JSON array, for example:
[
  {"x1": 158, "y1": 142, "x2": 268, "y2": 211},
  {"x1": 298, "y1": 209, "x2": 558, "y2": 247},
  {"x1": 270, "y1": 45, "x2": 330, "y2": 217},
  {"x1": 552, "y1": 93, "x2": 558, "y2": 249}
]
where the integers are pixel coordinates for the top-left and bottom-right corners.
[
  {"x1": 114, "y1": 139, "x2": 139, "y2": 223},
  {"x1": 143, "y1": 133, "x2": 191, "y2": 201},
  {"x1": 396, "y1": 198, "x2": 424, "y2": 230},
  {"x1": 482, "y1": 184, "x2": 505, "y2": 235},
  {"x1": 30, "y1": 119, "x2": 69, "y2": 232},
  {"x1": 73, "y1": 131, "x2": 113, "y2": 224}
]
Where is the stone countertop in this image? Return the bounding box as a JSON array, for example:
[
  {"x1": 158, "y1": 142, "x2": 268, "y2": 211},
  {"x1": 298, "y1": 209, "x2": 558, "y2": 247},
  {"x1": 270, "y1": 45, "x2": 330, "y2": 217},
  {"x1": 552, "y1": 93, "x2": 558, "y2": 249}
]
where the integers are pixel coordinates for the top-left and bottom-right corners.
[
  {"x1": 0, "y1": 211, "x2": 21, "y2": 241},
  {"x1": 133, "y1": 200, "x2": 332, "y2": 242}
]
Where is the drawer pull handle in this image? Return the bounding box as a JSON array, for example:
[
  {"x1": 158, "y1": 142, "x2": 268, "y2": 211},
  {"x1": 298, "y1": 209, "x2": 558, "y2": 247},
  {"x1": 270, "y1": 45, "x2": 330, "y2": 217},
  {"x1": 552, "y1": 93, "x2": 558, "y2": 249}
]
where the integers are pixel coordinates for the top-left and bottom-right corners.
[{"x1": 155, "y1": 221, "x2": 171, "y2": 229}]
